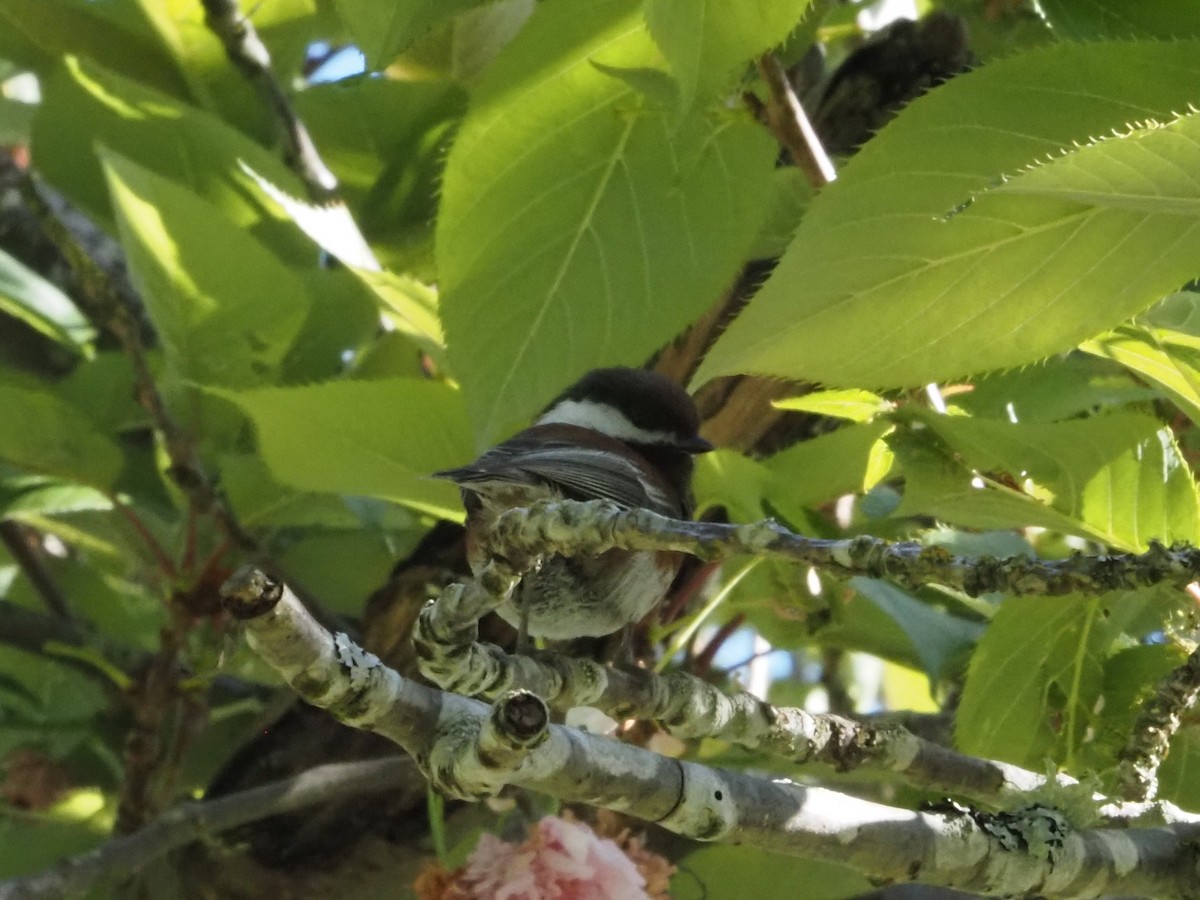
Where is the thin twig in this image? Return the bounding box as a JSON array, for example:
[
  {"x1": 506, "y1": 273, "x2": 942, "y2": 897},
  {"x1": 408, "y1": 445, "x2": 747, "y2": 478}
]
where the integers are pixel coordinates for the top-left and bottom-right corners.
[
  {"x1": 756, "y1": 53, "x2": 837, "y2": 188},
  {"x1": 110, "y1": 495, "x2": 178, "y2": 580},
  {"x1": 0, "y1": 757, "x2": 415, "y2": 900},
  {"x1": 199, "y1": 0, "x2": 338, "y2": 201},
  {"x1": 0, "y1": 521, "x2": 73, "y2": 621}
]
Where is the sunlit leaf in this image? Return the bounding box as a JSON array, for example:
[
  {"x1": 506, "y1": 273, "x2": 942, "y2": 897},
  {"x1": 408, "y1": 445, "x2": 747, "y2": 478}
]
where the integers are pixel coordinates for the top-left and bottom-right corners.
[
  {"x1": 220, "y1": 378, "x2": 472, "y2": 517},
  {"x1": 102, "y1": 151, "x2": 311, "y2": 389},
  {"x1": 1038, "y1": 0, "x2": 1200, "y2": 39},
  {"x1": 895, "y1": 411, "x2": 1200, "y2": 552},
  {"x1": 0, "y1": 249, "x2": 94, "y2": 353},
  {"x1": 644, "y1": 0, "x2": 814, "y2": 111},
  {"x1": 437, "y1": 0, "x2": 775, "y2": 440},
  {"x1": 697, "y1": 41, "x2": 1200, "y2": 389}
]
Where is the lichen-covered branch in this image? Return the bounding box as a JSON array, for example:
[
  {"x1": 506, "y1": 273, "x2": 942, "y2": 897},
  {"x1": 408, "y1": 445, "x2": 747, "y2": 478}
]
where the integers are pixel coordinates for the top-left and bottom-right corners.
[
  {"x1": 489, "y1": 500, "x2": 1200, "y2": 598},
  {"x1": 0, "y1": 758, "x2": 413, "y2": 900},
  {"x1": 415, "y1": 571, "x2": 1200, "y2": 827},
  {"x1": 1117, "y1": 642, "x2": 1200, "y2": 802},
  {"x1": 218, "y1": 566, "x2": 1200, "y2": 897}
]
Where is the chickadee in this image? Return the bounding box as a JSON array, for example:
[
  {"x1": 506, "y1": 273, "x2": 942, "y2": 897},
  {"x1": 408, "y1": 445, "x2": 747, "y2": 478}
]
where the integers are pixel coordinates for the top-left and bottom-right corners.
[{"x1": 435, "y1": 367, "x2": 711, "y2": 640}]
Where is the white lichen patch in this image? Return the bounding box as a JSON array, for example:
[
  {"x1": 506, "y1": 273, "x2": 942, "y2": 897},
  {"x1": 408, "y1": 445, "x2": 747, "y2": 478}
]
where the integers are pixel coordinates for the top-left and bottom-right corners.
[{"x1": 334, "y1": 632, "x2": 382, "y2": 688}]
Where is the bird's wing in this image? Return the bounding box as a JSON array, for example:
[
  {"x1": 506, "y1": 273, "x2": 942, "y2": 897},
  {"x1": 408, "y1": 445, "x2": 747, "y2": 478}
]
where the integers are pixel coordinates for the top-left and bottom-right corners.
[{"x1": 436, "y1": 434, "x2": 679, "y2": 516}]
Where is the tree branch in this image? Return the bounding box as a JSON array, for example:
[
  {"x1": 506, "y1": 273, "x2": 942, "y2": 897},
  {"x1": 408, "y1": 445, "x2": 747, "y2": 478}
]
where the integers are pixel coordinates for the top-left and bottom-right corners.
[
  {"x1": 486, "y1": 499, "x2": 1200, "y2": 598},
  {"x1": 756, "y1": 53, "x2": 837, "y2": 188},
  {"x1": 1117, "y1": 641, "x2": 1200, "y2": 802},
  {"x1": 411, "y1": 541, "x2": 1198, "y2": 827},
  {"x1": 213, "y1": 567, "x2": 1200, "y2": 897},
  {"x1": 199, "y1": 0, "x2": 338, "y2": 202},
  {"x1": 0, "y1": 757, "x2": 413, "y2": 900}
]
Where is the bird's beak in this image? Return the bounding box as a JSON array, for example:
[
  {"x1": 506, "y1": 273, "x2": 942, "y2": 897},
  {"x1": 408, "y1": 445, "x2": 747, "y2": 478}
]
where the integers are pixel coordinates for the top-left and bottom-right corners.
[{"x1": 683, "y1": 435, "x2": 715, "y2": 454}]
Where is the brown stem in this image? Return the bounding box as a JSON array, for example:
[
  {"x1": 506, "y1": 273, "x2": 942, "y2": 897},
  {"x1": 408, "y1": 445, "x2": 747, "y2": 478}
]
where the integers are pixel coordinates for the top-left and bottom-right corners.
[
  {"x1": 114, "y1": 606, "x2": 190, "y2": 834},
  {"x1": 110, "y1": 495, "x2": 178, "y2": 580},
  {"x1": 756, "y1": 53, "x2": 837, "y2": 189}
]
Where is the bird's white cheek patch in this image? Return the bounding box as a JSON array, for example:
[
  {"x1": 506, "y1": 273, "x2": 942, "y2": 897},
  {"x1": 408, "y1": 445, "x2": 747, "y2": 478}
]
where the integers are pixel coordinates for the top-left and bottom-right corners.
[{"x1": 538, "y1": 400, "x2": 677, "y2": 447}]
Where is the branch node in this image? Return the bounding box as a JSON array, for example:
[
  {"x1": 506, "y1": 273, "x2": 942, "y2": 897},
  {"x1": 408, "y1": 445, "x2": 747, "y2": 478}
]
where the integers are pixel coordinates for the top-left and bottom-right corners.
[{"x1": 219, "y1": 566, "x2": 281, "y2": 619}]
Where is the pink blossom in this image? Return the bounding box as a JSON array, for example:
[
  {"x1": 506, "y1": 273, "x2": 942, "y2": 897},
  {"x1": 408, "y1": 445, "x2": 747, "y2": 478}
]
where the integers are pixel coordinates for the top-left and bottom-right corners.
[{"x1": 458, "y1": 815, "x2": 651, "y2": 900}]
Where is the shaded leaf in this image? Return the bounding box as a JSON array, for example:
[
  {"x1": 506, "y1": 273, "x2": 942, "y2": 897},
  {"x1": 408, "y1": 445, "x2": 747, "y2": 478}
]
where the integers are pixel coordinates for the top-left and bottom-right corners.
[
  {"x1": 895, "y1": 412, "x2": 1200, "y2": 552},
  {"x1": 33, "y1": 57, "x2": 310, "y2": 263},
  {"x1": 676, "y1": 845, "x2": 871, "y2": 900},
  {"x1": 1159, "y1": 725, "x2": 1200, "y2": 811},
  {"x1": 1083, "y1": 325, "x2": 1200, "y2": 427},
  {"x1": 0, "y1": 0, "x2": 188, "y2": 96},
  {"x1": 102, "y1": 151, "x2": 311, "y2": 389},
  {"x1": 953, "y1": 356, "x2": 1156, "y2": 423},
  {"x1": 849, "y1": 577, "x2": 982, "y2": 680},
  {"x1": 0, "y1": 475, "x2": 112, "y2": 518},
  {"x1": 332, "y1": 0, "x2": 488, "y2": 69},
  {"x1": 220, "y1": 378, "x2": 472, "y2": 517},
  {"x1": 0, "y1": 387, "x2": 122, "y2": 489},
  {"x1": 765, "y1": 420, "x2": 894, "y2": 518}
]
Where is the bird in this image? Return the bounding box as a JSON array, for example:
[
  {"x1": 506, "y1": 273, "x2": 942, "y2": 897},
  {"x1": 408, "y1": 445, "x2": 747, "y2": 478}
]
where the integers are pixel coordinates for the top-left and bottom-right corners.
[{"x1": 434, "y1": 367, "x2": 711, "y2": 641}]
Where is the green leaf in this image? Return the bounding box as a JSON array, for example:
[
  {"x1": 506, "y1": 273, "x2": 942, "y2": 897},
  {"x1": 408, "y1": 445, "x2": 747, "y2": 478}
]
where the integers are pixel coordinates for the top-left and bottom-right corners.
[
  {"x1": 895, "y1": 412, "x2": 1200, "y2": 552},
  {"x1": 351, "y1": 269, "x2": 447, "y2": 368},
  {"x1": 0, "y1": 802, "x2": 106, "y2": 880},
  {"x1": 1038, "y1": 0, "x2": 1200, "y2": 40},
  {"x1": 0, "y1": 475, "x2": 112, "y2": 518},
  {"x1": 849, "y1": 577, "x2": 982, "y2": 680},
  {"x1": 1159, "y1": 725, "x2": 1200, "y2": 811},
  {"x1": 693, "y1": 450, "x2": 771, "y2": 522},
  {"x1": 293, "y1": 75, "x2": 466, "y2": 240},
  {"x1": 33, "y1": 57, "x2": 310, "y2": 263},
  {"x1": 0, "y1": 0, "x2": 189, "y2": 96},
  {"x1": 437, "y1": 0, "x2": 776, "y2": 440},
  {"x1": 332, "y1": 0, "x2": 488, "y2": 69},
  {"x1": 0, "y1": 249, "x2": 94, "y2": 353},
  {"x1": 953, "y1": 356, "x2": 1156, "y2": 423},
  {"x1": 0, "y1": 96, "x2": 34, "y2": 144},
  {"x1": 0, "y1": 387, "x2": 122, "y2": 489},
  {"x1": 133, "y1": 0, "x2": 321, "y2": 140},
  {"x1": 994, "y1": 109, "x2": 1200, "y2": 214},
  {"x1": 219, "y1": 378, "x2": 473, "y2": 517},
  {"x1": 274, "y1": 532, "x2": 399, "y2": 614},
  {"x1": 281, "y1": 269, "x2": 380, "y2": 383},
  {"x1": 772, "y1": 389, "x2": 891, "y2": 422},
  {"x1": 764, "y1": 420, "x2": 894, "y2": 517},
  {"x1": 675, "y1": 845, "x2": 871, "y2": 900},
  {"x1": 1088, "y1": 642, "x2": 1186, "y2": 770},
  {"x1": 696, "y1": 40, "x2": 1200, "y2": 389},
  {"x1": 102, "y1": 151, "x2": 311, "y2": 389},
  {"x1": 957, "y1": 595, "x2": 1109, "y2": 770},
  {"x1": 1083, "y1": 325, "x2": 1200, "y2": 427},
  {"x1": 644, "y1": 0, "x2": 814, "y2": 111}
]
